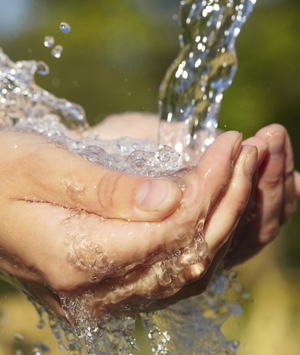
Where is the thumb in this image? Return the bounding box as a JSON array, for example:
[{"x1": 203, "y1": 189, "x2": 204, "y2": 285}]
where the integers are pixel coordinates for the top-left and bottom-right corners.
[
  {"x1": 57, "y1": 161, "x2": 182, "y2": 221},
  {"x1": 5, "y1": 131, "x2": 182, "y2": 221}
]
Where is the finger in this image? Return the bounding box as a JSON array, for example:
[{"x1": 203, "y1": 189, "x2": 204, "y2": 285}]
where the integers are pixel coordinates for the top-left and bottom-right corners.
[
  {"x1": 191, "y1": 131, "x2": 243, "y2": 215},
  {"x1": 167, "y1": 142, "x2": 255, "y2": 285},
  {"x1": 204, "y1": 145, "x2": 257, "y2": 256},
  {"x1": 242, "y1": 136, "x2": 268, "y2": 168},
  {"x1": 255, "y1": 124, "x2": 286, "y2": 243},
  {"x1": 167, "y1": 130, "x2": 243, "y2": 246},
  {"x1": 2, "y1": 131, "x2": 181, "y2": 222},
  {"x1": 295, "y1": 171, "x2": 300, "y2": 198},
  {"x1": 280, "y1": 125, "x2": 296, "y2": 222},
  {"x1": 257, "y1": 124, "x2": 296, "y2": 223},
  {"x1": 235, "y1": 136, "x2": 268, "y2": 227}
]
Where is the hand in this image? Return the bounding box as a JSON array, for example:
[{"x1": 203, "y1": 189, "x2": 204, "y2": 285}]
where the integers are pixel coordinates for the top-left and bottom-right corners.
[
  {"x1": 97, "y1": 115, "x2": 300, "y2": 268},
  {"x1": 90, "y1": 114, "x2": 300, "y2": 306},
  {"x1": 0, "y1": 127, "x2": 256, "y2": 324}
]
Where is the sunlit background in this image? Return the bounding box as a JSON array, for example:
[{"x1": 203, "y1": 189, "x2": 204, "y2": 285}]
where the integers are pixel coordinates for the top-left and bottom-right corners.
[{"x1": 0, "y1": 0, "x2": 300, "y2": 354}]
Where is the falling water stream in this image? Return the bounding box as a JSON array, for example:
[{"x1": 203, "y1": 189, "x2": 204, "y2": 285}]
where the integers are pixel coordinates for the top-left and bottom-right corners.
[{"x1": 0, "y1": 0, "x2": 255, "y2": 354}]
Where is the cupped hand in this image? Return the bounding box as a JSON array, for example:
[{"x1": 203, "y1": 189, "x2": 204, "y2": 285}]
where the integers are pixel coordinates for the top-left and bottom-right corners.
[
  {"x1": 0, "y1": 126, "x2": 256, "y2": 324},
  {"x1": 97, "y1": 114, "x2": 300, "y2": 269},
  {"x1": 90, "y1": 114, "x2": 300, "y2": 305},
  {"x1": 1, "y1": 114, "x2": 299, "y2": 326}
]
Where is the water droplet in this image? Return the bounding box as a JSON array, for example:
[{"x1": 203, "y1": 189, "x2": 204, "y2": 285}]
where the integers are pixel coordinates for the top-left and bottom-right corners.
[
  {"x1": 36, "y1": 61, "x2": 49, "y2": 76},
  {"x1": 60, "y1": 22, "x2": 71, "y2": 33},
  {"x1": 157, "y1": 269, "x2": 172, "y2": 286},
  {"x1": 36, "y1": 318, "x2": 45, "y2": 329},
  {"x1": 91, "y1": 273, "x2": 100, "y2": 282},
  {"x1": 44, "y1": 36, "x2": 55, "y2": 48},
  {"x1": 126, "y1": 336, "x2": 139, "y2": 351},
  {"x1": 242, "y1": 292, "x2": 251, "y2": 300},
  {"x1": 14, "y1": 333, "x2": 24, "y2": 341},
  {"x1": 51, "y1": 45, "x2": 63, "y2": 59},
  {"x1": 95, "y1": 246, "x2": 102, "y2": 254},
  {"x1": 235, "y1": 283, "x2": 243, "y2": 293},
  {"x1": 31, "y1": 342, "x2": 50, "y2": 355},
  {"x1": 178, "y1": 183, "x2": 186, "y2": 190},
  {"x1": 229, "y1": 270, "x2": 238, "y2": 279}
]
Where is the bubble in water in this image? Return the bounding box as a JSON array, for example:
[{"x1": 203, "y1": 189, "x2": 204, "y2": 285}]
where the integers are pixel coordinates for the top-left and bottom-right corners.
[
  {"x1": 36, "y1": 61, "x2": 50, "y2": 76},
  {"x1": 157, "y1": 268, "x2": 172, "y2": 287},
  {"x1": 60, "y1": 22, "x2": 71, "y2": 33},
  {"x1": 51, "y1": 45, "x2": 63, "y2": 58},
  {"x1": 44, "y1": 36, "x2": 55, "y2": 48}
]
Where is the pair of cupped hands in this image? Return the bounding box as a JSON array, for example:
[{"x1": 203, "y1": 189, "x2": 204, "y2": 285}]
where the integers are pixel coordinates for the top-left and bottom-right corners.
[{"x1": 0, "y1": 113, "x2": 299, "y2": 324}]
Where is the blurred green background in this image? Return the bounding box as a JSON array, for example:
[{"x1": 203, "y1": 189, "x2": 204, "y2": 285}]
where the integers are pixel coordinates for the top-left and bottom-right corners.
[{"x1": 0, "y1": 0, "x2": 300, "y2": 354}]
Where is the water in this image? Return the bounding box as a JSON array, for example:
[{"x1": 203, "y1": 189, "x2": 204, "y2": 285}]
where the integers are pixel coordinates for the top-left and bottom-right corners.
[
  {"x1": 51, "y1": 45, "x2": 64, "y2": 59},
  {"x1": 0, "y1": 48, "x2": 86, "y2": 129},
  {"x1": 159, "y1": 0, "x2": 256, "y2": 164},
  {"x1": 0, "y1": 0, "x2": 255, "y2": 353},
  {"x1": 44, "y1": 36, "x2": 55, "y2": 48},
  {"x1": 36, "y1": 61, "x2": 50, "y2": 76},
  {"x1": 60, "y1": 22, "x2": 72, "y2": 34},
  {"x1": 141, "y1": 271, "x2": 243, "y2": 355}
]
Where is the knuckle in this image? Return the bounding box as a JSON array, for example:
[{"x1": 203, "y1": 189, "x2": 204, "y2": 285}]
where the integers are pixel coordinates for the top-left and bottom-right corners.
[
  {"x1": 260, "y1": 174, "x2": 283, "y2": 190},
  {"x1": 97, "y1": 170, "x2": 123, "y2": 212}
]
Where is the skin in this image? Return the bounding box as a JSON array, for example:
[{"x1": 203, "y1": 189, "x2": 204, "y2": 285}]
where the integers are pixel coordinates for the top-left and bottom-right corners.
[{"x1": 0, "y1": 114, "x2": 299, "y2": 325}]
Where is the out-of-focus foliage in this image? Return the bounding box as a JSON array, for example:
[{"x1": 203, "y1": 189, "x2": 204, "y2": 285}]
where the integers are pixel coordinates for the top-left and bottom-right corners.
[{"x1": 0, "y1": 0, "x2": 300, "y2": 354}]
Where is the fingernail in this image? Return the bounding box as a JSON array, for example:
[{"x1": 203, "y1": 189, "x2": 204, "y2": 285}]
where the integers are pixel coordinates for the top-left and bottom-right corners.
[
  {"x1": 136, "y1": 179, "x2": 178, "y2": 211},
  {"x1": 269, "y1": 131, "x2": 285, "y2": 156},
  {"x1": 244, "y1": 147, "x2": 257, "y2": 177},
  {"x1": 232, "y1": 132, "x2": 243, "y2": 160}
]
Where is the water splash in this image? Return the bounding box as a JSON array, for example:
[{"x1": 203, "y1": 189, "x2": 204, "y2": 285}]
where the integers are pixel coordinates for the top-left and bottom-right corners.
[
  {"x1": 0, "y1": 48, "x2": 86, "y2": 129},
  {"x1": 159, "y1": 0, "x2": 256, "y2": 164},
  {"x1": 141, "y1": 271, "x2": 244, "y2": 355}
]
